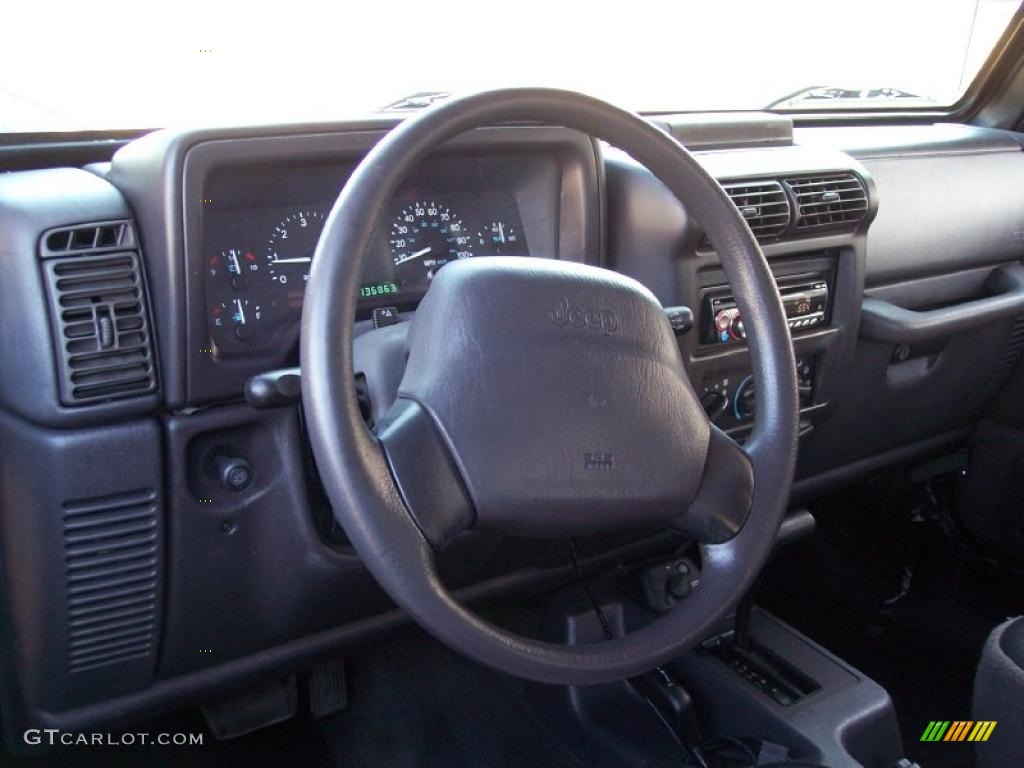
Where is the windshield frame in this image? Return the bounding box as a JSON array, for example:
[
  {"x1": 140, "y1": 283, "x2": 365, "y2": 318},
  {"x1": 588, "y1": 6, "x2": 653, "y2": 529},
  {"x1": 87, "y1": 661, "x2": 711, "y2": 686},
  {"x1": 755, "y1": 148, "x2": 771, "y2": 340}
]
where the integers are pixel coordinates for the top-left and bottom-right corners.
[
  {"x1": 762, "y1": 5, "x2": 1024, "y2": 124},
  {"x1": 1, "y1": 7, "x2": 1023, "y2": 146}
]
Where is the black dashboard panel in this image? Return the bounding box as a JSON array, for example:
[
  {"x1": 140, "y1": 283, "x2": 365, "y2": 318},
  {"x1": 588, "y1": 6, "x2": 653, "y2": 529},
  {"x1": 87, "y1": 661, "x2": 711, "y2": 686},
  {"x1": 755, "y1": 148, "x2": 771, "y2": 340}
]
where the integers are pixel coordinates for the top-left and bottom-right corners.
[{"x1": 795, "y1": 124, "x2": 1024, "y2": 285}]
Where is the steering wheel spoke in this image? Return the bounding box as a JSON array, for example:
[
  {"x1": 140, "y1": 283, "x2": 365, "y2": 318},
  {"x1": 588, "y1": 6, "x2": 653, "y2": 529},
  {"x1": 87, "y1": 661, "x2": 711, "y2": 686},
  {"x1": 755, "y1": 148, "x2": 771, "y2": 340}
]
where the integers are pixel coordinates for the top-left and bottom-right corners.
[
  {"x1": 670, "y1": 426, "x2": 754, "y2": 544},
  {"x1": 377, "y1": 399, "x2": 476, "y2": 550}
]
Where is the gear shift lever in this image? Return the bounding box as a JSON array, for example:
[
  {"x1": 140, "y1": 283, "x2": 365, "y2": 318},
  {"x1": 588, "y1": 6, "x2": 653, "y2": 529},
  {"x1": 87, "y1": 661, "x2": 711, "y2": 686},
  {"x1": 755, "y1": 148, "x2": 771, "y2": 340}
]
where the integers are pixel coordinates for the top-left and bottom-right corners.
[{"x1": 735, "y1": 509, "x2": 814, "y2": 650}]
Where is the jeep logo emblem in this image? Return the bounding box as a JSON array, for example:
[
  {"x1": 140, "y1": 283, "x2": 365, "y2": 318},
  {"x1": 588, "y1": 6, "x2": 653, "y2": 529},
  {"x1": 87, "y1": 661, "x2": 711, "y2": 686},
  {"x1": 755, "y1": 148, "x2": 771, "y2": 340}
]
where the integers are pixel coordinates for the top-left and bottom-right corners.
[{"x1": 549, "y1": 298, "x2": 619, "y2": 336}]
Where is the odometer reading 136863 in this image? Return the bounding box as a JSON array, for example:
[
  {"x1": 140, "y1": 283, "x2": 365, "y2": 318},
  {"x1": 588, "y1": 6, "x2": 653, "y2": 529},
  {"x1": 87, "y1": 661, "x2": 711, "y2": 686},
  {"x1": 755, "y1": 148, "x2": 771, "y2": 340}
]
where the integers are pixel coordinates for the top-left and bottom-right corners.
[{"x1": 389, "y1": 202, "x2": 472, "y2": 288}]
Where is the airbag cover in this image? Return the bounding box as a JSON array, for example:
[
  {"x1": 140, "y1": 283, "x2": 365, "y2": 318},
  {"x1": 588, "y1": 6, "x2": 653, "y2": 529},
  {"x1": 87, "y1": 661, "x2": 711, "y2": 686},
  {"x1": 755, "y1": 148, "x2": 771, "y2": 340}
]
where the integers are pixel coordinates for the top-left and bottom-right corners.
[{"x1": 396, "y1": 256, "x2": 709, "y2": 536}]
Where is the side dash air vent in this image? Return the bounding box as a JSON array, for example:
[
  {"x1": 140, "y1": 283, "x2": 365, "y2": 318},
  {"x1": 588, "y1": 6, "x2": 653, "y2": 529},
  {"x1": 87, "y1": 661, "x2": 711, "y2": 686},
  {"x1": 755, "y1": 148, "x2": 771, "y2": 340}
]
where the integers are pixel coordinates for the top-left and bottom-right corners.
[
  {"x1": 785, "y1": 173, "x2": 868, "y2": 230},
  {"x1": 42, "y1": 250, "x2": 157, "y2": 405},
  {"x1": 63, "y1": 489, "x2": 159, "y2": 673},
  {"x1": 721, "y1": 181, "x2": 792, "y2": 241}
]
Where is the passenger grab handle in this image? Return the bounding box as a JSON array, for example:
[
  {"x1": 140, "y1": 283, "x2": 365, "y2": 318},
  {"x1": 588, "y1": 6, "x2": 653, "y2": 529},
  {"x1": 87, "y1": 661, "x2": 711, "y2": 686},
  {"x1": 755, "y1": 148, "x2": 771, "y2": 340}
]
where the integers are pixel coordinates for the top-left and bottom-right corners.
[{"x1": 860, "y1": 264, "x2": 1024, "y2": 344}]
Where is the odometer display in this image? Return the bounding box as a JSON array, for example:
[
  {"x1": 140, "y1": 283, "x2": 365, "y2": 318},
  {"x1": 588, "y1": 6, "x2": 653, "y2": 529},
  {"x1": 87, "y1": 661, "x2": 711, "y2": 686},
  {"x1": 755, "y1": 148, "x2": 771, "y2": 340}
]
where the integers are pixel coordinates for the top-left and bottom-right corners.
[
  {"x1": 389, "y1": 201, "x2": 472, "y2": 289},
  {"x1": 360, "y1": 281, "x2": 399, "y2": 299}
]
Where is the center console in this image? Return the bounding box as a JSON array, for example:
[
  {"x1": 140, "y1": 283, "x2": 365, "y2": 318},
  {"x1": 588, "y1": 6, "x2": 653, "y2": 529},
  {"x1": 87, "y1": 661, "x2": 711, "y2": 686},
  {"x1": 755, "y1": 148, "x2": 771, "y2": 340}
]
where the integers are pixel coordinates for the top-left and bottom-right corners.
[
  {"x1": 683, "y1": 251, "x2": 840, "y2": 442},
  {"x1": 604, "y1": 137, "x2": 875, "y2": 474},
  {"x1": 536, "y1": 526, "x2": 905, "y2": 768},
  {"x1": 676, "y1": 608, "x2": 904, "y2": 768}
]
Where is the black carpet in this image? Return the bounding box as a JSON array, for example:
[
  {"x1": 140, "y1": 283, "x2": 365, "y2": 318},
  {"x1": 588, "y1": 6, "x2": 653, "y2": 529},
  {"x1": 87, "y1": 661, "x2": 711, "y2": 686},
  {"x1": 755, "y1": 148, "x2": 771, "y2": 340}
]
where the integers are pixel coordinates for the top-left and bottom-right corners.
[
  {"x1": 0, "y1": 620, "x2": 595, "y2": 768},
  {"x1": 759, "y1": 474, "x2": 1024, "y2": 768},
  {"x1": 317, "y1": 621, "x2": 595, "y2": 768}
]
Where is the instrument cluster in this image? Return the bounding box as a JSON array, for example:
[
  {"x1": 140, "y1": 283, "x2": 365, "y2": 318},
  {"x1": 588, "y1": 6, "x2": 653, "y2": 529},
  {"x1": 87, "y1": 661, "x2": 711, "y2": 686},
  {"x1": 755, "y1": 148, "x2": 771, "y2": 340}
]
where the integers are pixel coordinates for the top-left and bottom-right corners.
[{"x1": 202, "y1": 155, "x2": 538, "y2": 357}]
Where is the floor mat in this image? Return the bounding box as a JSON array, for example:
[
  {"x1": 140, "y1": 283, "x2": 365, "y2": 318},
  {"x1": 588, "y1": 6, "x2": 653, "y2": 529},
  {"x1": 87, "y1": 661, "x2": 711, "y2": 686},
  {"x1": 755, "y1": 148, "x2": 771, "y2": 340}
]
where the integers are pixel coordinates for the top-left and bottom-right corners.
[
  {"x1": 759, "y1": 475, "x2": 1024, "y2": 768},
  {"x1": 316, "y1": 620, "x2": 595, "y2": 768}
]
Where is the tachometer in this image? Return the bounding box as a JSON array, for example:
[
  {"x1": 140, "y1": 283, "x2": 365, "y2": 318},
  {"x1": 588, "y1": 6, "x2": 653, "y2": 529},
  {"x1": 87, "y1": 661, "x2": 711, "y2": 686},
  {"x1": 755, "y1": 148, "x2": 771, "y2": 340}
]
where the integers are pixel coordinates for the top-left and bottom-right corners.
[
  {"x1": 266, "y1": 210, "x2": 325, "y2": 287},
  {"x1": 389, "y1": 202, "x2": 472, "y2": 286},
  {"x1": 476, "y1": 220, "x2": 521, "y2": 256}
]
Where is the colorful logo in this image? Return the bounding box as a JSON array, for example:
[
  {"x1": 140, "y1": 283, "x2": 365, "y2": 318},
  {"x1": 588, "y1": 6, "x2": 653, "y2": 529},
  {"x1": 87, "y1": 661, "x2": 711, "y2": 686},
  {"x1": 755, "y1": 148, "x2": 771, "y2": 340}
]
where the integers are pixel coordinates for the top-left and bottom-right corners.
[{"x1": 920, "y1": 721, "x2": 997, "y2": 742}]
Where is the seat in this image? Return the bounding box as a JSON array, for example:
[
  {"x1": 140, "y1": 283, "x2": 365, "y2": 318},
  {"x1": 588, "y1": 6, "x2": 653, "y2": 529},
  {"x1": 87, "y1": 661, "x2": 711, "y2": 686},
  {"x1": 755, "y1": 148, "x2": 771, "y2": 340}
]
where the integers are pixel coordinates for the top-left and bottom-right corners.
[{"x1": 973, "y1": 616, "x2": 1024, "y2": 768}]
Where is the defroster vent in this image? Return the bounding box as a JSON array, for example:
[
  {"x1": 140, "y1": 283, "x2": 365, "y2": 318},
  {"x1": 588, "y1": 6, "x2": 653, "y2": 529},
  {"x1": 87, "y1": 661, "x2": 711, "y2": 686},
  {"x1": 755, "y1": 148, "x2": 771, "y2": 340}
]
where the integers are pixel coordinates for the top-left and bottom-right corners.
[
  {"x1": 42, "y1": 232, "x2": 157, "y2": 405},
  {"x1": 63, "y1": 489, "x2": 159, "y2": 673},
  {"x1": 42, "y1": 221, "x2": 135, "y2": 256}
]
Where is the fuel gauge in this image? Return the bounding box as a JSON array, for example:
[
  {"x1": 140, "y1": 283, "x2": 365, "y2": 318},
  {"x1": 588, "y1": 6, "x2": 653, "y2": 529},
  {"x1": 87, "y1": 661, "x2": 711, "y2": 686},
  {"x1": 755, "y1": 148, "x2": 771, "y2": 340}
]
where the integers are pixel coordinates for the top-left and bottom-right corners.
[
  {"x1": 212, "y1": 297, "x2": 264, "y2": 341},
  {"x1": 476, "y1": 221, "x2": 521, "y2": 256}
]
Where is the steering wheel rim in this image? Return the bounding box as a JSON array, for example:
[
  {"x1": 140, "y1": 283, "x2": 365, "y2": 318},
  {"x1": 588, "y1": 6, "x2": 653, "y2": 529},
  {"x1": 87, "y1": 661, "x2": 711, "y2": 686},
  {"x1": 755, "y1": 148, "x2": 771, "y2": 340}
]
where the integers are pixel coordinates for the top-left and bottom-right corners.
[{"x1": 301, "y1": 88, "x2": 799, "y2": 686}]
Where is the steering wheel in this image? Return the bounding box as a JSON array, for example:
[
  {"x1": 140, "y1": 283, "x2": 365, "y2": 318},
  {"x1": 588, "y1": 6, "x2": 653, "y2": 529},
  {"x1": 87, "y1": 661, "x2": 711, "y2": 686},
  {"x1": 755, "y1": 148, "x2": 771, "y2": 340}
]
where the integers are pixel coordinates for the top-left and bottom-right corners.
[{"x1": 301, "y1": 88, "x2": 799, "y2": 686}]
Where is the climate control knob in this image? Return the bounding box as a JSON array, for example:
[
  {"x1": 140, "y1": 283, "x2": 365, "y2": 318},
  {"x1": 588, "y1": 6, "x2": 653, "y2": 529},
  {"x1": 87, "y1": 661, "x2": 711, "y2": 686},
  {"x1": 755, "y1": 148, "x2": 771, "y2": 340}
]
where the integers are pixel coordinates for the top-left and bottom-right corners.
[
  {"x1": 700, "y1": 391, "x2": 729, "y2": 420},
  {"x1": 733, "y1": 375, "x2": 756, "y2": 420}
]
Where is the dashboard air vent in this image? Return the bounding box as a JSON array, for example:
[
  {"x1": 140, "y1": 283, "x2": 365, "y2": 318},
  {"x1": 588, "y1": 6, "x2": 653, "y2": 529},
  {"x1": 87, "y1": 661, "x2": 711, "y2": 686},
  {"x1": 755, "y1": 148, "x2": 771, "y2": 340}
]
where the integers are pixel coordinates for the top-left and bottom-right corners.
[
  {"x1": 786, "y1": 174, "x2": 868, "y2": 229},
  {"x1": 720, "y1": 180, "x2": 792, "y2": 241},
  {"x1": 42, "y1": 220, "x2": 135, "y2": 257},
  {"x1": 42, "y1": 250, "x2": 157, "y2": 405},
  {"x1": 63, "y1": 489, "x2": 159, "y2": 673}
]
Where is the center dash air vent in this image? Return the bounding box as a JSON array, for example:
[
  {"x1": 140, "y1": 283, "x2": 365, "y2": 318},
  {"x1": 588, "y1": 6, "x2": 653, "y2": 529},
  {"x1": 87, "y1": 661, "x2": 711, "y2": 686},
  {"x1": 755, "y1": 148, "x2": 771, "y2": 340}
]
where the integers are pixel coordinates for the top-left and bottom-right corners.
[
  {"x1": 42, "y1": 250, "x2": 157, "y2": 405},
  {"x1": 720, "y1": 180, "x2": 792, "y2": 241},
  {"x1": 63, "y1": 489, "x2": 159, "y2": 673},
  {"x1": 785, "y1": 174, "x2": 868, "y2": 229}
]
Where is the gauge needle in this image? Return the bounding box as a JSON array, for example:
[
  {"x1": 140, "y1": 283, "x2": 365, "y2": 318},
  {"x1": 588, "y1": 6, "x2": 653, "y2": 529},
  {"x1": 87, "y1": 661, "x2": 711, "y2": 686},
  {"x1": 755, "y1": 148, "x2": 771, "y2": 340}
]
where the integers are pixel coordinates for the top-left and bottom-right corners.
[
  {"x1": 497, "y1": 222, "x2": 505, "y2": 244},
  {"x1": 230, "y1": 251, "x2": 242, "y2": 274},
  {"x1": 270, "y1": 256, "x2": 312, "y2": 264},
  {"x1": 234, "y1": 298, "x2": 246, "y2": 325},
  {"x1": 395, "y1": 246, "x2": 432, "y2": 265}
]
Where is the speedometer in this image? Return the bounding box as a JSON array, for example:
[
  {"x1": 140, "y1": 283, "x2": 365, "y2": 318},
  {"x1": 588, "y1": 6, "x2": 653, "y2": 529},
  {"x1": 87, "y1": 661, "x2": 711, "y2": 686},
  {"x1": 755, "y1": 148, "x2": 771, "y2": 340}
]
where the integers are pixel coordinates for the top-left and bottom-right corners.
[{"x1": 389, "y1": 202, "x2": 472, "y2": 287}]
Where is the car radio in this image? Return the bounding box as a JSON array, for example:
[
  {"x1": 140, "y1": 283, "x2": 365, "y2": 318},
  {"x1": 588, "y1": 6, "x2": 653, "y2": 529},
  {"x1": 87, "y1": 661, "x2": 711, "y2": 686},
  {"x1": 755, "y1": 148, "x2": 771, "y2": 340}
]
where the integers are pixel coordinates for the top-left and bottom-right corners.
[{"x1": 702, "y1": 277, "x2": 829, "y2": 345}]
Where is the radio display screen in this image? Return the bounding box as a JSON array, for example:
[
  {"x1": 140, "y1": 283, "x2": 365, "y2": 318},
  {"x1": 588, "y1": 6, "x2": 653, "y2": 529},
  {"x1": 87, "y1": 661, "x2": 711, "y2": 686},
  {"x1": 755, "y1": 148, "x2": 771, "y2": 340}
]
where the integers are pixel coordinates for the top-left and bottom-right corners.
[{"x1": 701, "y1": 276, "x2": 830, "y2": 346}]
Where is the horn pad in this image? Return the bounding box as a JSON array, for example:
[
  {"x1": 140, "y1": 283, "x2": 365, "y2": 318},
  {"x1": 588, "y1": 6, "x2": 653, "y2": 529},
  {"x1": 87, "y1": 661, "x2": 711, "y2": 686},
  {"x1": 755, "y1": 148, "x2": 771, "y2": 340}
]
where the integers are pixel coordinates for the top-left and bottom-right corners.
[{"x1": 393, "y1": 256, "x2": 710, "y2": 537}]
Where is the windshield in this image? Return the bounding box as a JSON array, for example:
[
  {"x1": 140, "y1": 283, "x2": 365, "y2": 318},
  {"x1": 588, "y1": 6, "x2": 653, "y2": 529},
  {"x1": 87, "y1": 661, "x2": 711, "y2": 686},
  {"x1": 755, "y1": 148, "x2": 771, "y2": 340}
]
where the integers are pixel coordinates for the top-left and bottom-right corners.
[{"x1": 2, "y1": 0, "x2": 1019, "y2": 133}]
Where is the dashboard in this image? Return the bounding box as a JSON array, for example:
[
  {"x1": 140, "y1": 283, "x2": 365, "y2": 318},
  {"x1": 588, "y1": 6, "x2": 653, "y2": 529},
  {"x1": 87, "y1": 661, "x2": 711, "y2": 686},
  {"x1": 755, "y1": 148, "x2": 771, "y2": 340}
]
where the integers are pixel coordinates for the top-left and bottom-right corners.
[
  {"x1": 7, "y1": 108, "x2": 1024, "y2": 740},
  {"x1": 203, "y1": 154, "x2": 547, "y2": 357}
]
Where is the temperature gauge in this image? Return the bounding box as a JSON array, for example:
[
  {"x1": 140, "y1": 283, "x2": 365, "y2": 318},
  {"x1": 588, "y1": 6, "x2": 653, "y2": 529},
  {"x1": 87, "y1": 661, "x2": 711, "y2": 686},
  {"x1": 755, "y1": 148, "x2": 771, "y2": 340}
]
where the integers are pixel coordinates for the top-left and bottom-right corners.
[
  {"x1": 208, "y1": 248, "x2": 260, "y2": 290},
  {"x1": 476, "y1": 221, "x2": 521, "y2": 256},
  {"x1": 212, "y1": 298, "x2": 264, "y2": 341}
]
